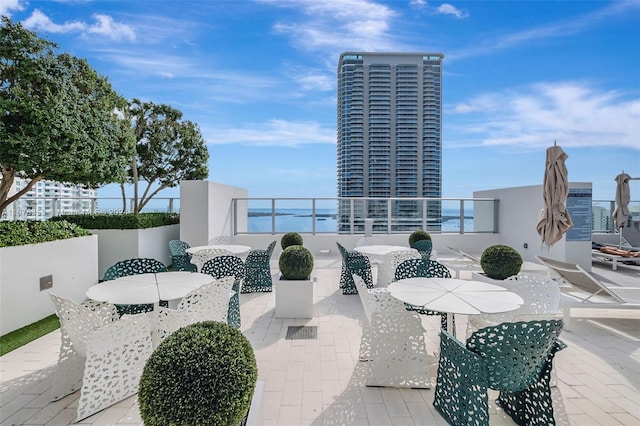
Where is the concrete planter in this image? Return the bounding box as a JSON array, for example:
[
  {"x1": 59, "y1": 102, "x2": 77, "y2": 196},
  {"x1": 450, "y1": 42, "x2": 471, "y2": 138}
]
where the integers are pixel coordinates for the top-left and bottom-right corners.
[
  {"x1": 471, "y1": 272, "x2": 510, "y2": 285},
  {"x1": 0, "y1": 235, "x2": 98, "y2": 335},
  {"x1": 275, "y1": 275, "x2": 314, "y2": 319},
  {"x1": 91, "y1": 224, "x2": 179, "y2": 278}
]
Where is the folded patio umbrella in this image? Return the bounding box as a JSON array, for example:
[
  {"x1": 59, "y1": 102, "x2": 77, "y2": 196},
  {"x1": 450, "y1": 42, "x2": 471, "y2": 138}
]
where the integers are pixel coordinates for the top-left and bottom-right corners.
[
  {"x1": 536, "y1": 144, "x2": 573, "y2": 247},
  {"x1": 613, "y1": 172, "x2": 631, "y2": 230}
]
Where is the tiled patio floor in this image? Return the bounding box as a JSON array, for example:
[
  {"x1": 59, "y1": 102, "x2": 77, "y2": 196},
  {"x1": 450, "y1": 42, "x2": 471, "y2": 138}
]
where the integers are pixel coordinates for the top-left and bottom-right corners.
[{"x1": 1, "y1": 258, "x2": 638, "y2": 425}]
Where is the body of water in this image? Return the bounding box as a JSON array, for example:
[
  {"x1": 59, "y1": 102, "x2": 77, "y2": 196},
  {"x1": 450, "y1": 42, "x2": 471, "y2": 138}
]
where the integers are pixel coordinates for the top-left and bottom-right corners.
[{"x1": 247, "y1": 208, "x2": 473, "y2": 233}]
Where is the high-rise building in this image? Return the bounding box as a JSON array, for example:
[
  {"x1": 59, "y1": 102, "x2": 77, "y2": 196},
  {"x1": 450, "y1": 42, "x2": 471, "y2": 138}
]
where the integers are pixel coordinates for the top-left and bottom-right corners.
[
  {"x1": 336, "y1": 52, "x2": 444, "y2": 232},
  {"x1": 1, "y1": 178, "x2": 96, "y2": 221}
]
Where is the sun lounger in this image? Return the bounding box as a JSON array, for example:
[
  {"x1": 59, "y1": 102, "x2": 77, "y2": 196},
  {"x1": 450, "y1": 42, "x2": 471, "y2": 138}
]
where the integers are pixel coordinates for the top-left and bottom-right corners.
[
  {"x1": 592, "y1": 249, "x2": 640, "y2": 271},
  {"x1": 536, "y1": 255, "x2": 640, "y2": 330}
]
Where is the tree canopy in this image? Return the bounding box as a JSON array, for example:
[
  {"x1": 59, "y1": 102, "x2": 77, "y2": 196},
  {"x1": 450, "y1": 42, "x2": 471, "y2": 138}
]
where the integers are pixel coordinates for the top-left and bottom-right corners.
[
  {"x1": 0, "y1": 16, "x2": 135, "y2": 216},
  {"x1": 126, "y1": 99, "x2": 209, "y2": 213}
]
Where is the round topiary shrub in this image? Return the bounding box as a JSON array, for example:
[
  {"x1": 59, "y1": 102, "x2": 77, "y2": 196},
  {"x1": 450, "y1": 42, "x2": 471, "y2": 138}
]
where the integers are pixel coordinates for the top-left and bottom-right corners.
[
  {"x1": 138, "y1": 321, "x2": 257, "y2": 426},
  {"x1": 279, "y1": 245, "x2": 314, "y2": 280},
  {"x1": 480, "y1": 244, "x2": 523, "y2": 280},
  {"x1": 409, "y1": 230, "x2": 431, "y2": 247},
  {"x1": 281, "y1": 232, "x2": 304, "y2": 249}
]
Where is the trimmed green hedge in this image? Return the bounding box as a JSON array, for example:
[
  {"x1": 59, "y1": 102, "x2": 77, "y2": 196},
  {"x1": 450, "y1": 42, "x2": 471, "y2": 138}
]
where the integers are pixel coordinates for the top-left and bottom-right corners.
[
  {"x1": 409, "y1": 230, "x2": 431, "y2": 246},
  {"x1": 138, "y1": 321, "x2": 257, "y2": 426},
  {"x1": 279, "y1": 245, "x2": 314, "y2": 280},
  {"x1": 50, "y1": 212, "x2": 179, "y2": 229},
  {"x1": 280, "y1": 232, "x2": 303, "y2": 249},
  {"x1": 0, "y1": 220, "x2": 91, "y2": 248},
  {"x1": 480, "y1": 244, "x2": 523, "y2": 280}
]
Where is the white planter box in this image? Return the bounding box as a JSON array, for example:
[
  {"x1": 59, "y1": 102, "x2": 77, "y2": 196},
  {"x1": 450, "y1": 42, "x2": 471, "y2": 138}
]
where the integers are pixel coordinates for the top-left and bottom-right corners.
[
  {"x1": 275, "y1": 275, "x2": 314, "y2": 319},
  {"x1": 0, "y1": 235, "x2": 98, "y2": 335},
  {"x1": 91, "y1": 224, "x2": 179, "y2": 278},
  {"x1": 471, "y1": 272, "x2": 509, "y2": 285}
]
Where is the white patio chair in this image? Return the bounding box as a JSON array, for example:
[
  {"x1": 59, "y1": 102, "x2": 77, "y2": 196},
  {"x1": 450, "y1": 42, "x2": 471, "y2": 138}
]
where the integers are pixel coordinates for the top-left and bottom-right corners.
[
  {"x1": 208, "y1": 235, "x2": 231, "y2": 245},
  {"x1": 466, "y1": 274, "x2": 561, "y2": 337},
  {"x1": 49, "y1": 293, "x2": 153, "y2": 422},
  {"x1": 353, "y1": 275, "x2": 430, "y2": 388},
  {"x1": 156, "y1": 277, "x2": 234, "y2": 342},
  {"x1": 190, "y1": 247, "x2": 233, "y2": 272},
  {"x1": 376, "y1": 249, "x2": 421, "y2": 287}
]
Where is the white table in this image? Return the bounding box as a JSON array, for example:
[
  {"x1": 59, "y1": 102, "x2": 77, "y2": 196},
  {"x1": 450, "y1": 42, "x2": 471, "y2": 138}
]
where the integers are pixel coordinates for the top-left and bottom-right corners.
[
  {"x1": 387, "y1": 277, "x2": 524, "y2": 335},
  {"x1": 186, "y1": 244, "x2": 251, "y2": 257},
  {"x1": 87, "y1": 272, "x2": 214, "y2": 306},
  {"x1": 87, "y1": 272, "x2": 215, "y2": 346}
]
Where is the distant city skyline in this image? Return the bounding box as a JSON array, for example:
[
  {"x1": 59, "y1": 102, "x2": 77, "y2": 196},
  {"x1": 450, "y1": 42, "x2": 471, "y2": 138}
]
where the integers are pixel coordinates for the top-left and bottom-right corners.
[{"x1": 3, "y1": 0, "x2": 639, "y2": 201}]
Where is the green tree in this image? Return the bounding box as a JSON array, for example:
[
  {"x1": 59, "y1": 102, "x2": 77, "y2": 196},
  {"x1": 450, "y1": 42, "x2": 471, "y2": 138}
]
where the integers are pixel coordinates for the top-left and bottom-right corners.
[
  {"x1": 124, "y1": 99, "x2": 209, "y2": 213},
  {"x1": 0, "y1": 16, "x2": 135, "y2": 216}
]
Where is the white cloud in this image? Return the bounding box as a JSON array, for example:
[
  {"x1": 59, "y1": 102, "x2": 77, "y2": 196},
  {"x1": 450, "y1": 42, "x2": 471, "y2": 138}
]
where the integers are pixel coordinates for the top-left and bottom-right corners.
[
  {"x1": 448, "y1": 82, "x2": 640, "y2": 150},
  {"x1": 410, "y1": 0, "x2": 427, "y2": 9},
  {"x1": 436, "y1": 4, "x2": 468, "y2": 19},
  {"x1": 204, "y1": 119, "x2": 335, "y2": 146},
  {"x1": 22, "y1": 10, "x2": 135, "y2": 42},
  {"x1": 0, "y1": 0, "x2": 25, "y2": 17},
  {"x1": 259, "y1": 0, "x2": 400, "y2": 53}
]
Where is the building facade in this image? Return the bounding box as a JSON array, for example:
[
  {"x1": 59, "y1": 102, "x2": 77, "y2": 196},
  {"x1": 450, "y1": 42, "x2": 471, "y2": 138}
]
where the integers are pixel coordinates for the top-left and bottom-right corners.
[
  {"x1": 1, "y1": 178, "x2": 96, "y2": 221},
  {"x1": 337, "y1": 52, "x2": 444, "y2": 232}
]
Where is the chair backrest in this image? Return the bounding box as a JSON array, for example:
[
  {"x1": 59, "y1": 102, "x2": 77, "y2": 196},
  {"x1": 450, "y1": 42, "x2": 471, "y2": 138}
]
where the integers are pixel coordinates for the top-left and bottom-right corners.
[
  {"x1": 466, "y1": 319, "x2": 564, "y2": 392},
  {"x1": 168, "y1": 240, "x2": 190, "y2": 256},
  {"x1": 49, "y1": 293, "x2": 107, "y2": 357},
  {"x1": 536, "y1": 255, "x2": 624, "y2": 302},
  {"x1": 103, "y1": 258, "x2": 167, "y2": 281},
  {"x1": 353, "y1": 274, "x2": 409, "y2": 324},
  {"x1": 336, "y1": 242, "x2": 349, "y2": 260},
  {"x1": 191, "y1": 248, "x2": 233, "y2": 272},
  {"x1": 201, "y1": 255, "x2": 246, "y2": 281},
  {"x1": 178, "y1": 276, "x2": 234, "y2": 323},
  {"x1": 246, "y1": 241, "x2": 277, "y2": 265},
  {"x1": 395, "y1": 258, "x2": 452, "y2": 280},
  {"x1": 501, "y1": 274, "x2": 561, "y2": 315},
  {"x1": 411, "y1": 240, "x2": 433, "y2": 259}
]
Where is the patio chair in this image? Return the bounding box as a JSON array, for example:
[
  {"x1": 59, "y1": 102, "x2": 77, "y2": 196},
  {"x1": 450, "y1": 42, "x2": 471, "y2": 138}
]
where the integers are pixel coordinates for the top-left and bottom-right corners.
[
  {"x1": 49, "y1": 293, "x2": 153, "y2": 422},
  {"x1": 466, "y1": 274, "x2": 561, "y2": 337},
  {"x1": 355, "y1": 236, "x2": 383, "y2": 246},
  {"x1": 209, "y1": 235, "x2": 231, "y2": 245},
  {"x1": 394, "y1": 258, "x2": 454, "y2": 330},
  {"x1": 168, "y1": 239, "x2": 196, "y2": 272},
  {"x1": 102, "y1": 258, "x2": 168, "y2": 316},
  {"x1": 411, "y1": 239, "x2": 433, "y2": 260},
  {"x1": 50, "y1": 299, "x2": 118, "y2": 402},
  {"x1": 156, "y1": 277, "x2": 234, "y2": 342},
  {"x1": 242, "y1": 240, "x2": 276, "y2": 293},
  {"x1": 433, "y1": 319, "x2": 566, "y2": 426},
  {"x1": 201, "y1": 255, "x2": 246, "y2": 328},
  {"x1": 336, "y1": 242, "x2": 373, "y2": 294},
  {"x1": 353, "y1": 275, "x2": 430, "y2": 388},
  {"x1": 536, "y1": 255, "x2": 640, "y2": 330},
  {"x1": 376, "y1": 249, "x2": 421, "y2": 287},
  {"x1": 190, "y1": 247, "x2": 233, "y2": 272}
]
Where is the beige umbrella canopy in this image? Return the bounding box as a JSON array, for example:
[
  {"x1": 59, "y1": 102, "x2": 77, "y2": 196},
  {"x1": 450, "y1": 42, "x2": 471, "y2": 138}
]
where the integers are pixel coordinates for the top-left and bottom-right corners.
[
  {"x1": 536, "y1": 144, "x2": 573, "y2": 246},
  {"x1": 613, "y1": 173, "x2": 631, "y2": 230}
]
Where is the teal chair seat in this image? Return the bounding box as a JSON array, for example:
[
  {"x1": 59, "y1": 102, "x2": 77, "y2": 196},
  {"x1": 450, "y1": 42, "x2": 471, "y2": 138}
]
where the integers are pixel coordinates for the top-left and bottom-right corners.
[
  {"x1": 242, "y1": 241, "x2": 276, "y2": 293},
  {"x1": 433, "y1": 319, "x2": 566, "y2": 425},
  {"x1": 336, "y1": 242, "x2": 373, "y2": 295},
  {"x1": 201, "y1": 255, "x2": 245, "y2": 329},
  {"x1": 168, "y1": 240, "x2": 196, "y2": 272}
]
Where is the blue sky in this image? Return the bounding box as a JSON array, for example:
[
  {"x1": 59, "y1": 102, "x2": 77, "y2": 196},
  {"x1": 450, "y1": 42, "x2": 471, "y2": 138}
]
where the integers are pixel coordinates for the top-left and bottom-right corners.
[{"x1": 3, "y1": 0, "x2": 639, "y2": 202}]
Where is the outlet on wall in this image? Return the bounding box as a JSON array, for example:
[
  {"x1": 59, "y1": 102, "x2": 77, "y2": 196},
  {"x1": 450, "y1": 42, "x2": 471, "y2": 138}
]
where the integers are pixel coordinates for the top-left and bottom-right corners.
[{"x1": 40, "y1": 275, "x2": 53, "y2": 291}]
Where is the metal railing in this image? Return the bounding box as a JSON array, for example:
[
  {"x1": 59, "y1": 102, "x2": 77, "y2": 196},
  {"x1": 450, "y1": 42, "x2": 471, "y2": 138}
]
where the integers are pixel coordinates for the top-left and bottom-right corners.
[
  {"x1": 231, "y1": 197, "x2": 499, "y2": 235},
  {"x1": 3, "y1": 195, "x2": 638, "y2": 236}
]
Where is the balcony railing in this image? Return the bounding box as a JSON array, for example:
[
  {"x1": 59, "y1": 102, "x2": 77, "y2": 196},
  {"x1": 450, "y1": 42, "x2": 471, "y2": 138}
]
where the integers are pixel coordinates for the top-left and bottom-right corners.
[{"x1": 2, "y1": 195, "x2": 637, "y2": 236}]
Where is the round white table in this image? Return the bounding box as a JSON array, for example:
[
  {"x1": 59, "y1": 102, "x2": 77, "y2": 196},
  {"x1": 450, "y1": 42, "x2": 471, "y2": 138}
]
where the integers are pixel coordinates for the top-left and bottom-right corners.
[
  {"x1": 86, "y1": 272, "x2": 214, "y2": 305},
  {"x1": 185, "y1": 244, "x2": 251, "y2": 256},
  {"x1": 387, "y1": 277, "x2": 524, "y2": 335},
  {"x1": 355, "y1": 245, "x2": 422, "y2": 286},
  {"x1": 354, "y1": 245, "x2": 413, "y2": 256}
]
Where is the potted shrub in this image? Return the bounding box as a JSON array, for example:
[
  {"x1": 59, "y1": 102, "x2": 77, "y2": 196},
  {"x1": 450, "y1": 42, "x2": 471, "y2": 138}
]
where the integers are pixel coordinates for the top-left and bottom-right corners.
[
  {"x1": 276, "y1": 244, "x2": 315, "y2": 318},
  {"x1": 281, "y1": 231, "x2": 303, "y2": 249},
  {"x1": 138, "y1": 321, "x2": 258, "y2": 426},
  {"x1": 409, "y1": 230, "x2": 431, "y2": 247},
  {"x1": 478, "y1": 244, "x2": 523, "y2": 280}
]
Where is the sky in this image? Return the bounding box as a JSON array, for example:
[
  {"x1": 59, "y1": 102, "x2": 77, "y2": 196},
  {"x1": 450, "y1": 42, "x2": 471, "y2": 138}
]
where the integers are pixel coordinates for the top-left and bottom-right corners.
[{"x1": 3, "y1": 0, "x2": 639, "y2": 203}]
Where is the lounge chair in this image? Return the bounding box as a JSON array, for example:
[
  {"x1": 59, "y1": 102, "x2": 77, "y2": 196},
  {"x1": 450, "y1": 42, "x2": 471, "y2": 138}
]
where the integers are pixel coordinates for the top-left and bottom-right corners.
[
  {"x1": 536, "y1": 255, "x2": 640, "y2": 330},
  {"x1": 591, "y1": 247, "x2": 640, "y2": 271}
]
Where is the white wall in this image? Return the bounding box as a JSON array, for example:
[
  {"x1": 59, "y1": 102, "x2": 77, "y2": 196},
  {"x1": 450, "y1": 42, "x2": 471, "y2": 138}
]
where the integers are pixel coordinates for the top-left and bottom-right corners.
[
  {"x1": 92, "y1": 225, "x2": 179, "y2": 278},
  {"x1": 475, "y1": 183, "x2": 592, "y2": 270},
  {"x1": 0, "y1": 235, "x2": 98, "y2": 335},
  {"x1": 180, "y1": 181, "x2": 247, "y2": 246}
]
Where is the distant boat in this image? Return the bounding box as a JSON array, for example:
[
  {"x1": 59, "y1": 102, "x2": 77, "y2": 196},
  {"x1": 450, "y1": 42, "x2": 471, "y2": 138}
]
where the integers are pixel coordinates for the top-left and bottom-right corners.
[{"x1": 317, "y1": 218, "x2": 327, "y2": 221}]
